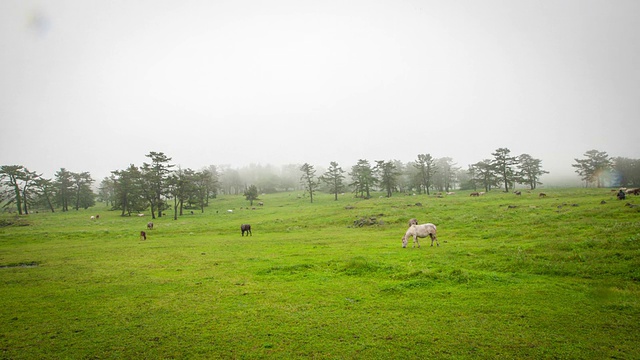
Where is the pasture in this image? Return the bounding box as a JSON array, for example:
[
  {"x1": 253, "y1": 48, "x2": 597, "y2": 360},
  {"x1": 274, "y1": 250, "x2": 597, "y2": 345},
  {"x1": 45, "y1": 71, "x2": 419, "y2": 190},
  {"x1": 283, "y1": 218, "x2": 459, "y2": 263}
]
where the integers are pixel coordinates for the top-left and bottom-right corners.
[{"x1": 1, "y1": 188, "x2": 639, "y2": 359}]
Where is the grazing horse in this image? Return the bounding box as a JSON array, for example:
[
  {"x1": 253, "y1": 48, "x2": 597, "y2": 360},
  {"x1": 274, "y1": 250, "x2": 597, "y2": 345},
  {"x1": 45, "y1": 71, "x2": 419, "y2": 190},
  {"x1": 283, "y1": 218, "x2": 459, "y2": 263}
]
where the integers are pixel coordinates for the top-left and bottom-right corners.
[
  {"x1": 539, "y1": 193, "x2": 547, "y2": 198},
  {"x1": 402, "y1": 223, "x2": 439, "y2": 248},
  {"x1": 147, "y1": 222, "x2": 154, "y2": 230},
  {"x1": 140, "y1": 231, "x2": 147, "y2": 240},
  {"x1": 470, "y1": 192, "x2": 480, "y2": 197},
  {"x1": 241, "y1": 224, "x2": 252, "y2": 236}
]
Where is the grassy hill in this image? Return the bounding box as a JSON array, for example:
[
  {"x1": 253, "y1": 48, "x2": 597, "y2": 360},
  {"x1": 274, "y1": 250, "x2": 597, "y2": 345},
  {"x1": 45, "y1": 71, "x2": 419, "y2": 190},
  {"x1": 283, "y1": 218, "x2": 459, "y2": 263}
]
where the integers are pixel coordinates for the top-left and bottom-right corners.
[{"x1": 1, "y1": 188, "x2": 639, "y2": 358}]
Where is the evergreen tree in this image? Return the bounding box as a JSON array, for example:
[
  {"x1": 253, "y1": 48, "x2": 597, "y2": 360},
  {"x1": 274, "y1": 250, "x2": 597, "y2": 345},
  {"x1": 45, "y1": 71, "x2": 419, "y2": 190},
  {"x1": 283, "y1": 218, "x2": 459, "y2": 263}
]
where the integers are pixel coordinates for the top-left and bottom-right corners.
[
  {"x1": 517, "y1": 154, "x2": 548, "y2": 190},
  {"x1": 0, "y1": 165, "x2": 25, "y2": 214},
  {"x1": 414, "y1": 154, "x2": 437, "y2": 195},
  {"x1": 374, "y1": 160, "x2": 400, "y2": 198},
  {"x1": 142, "y1": 151, "x2": 174, "y2": 218},
  {"x1": 319, "y1": 161, "x2": 345, "y2": 201},
  {"x1": 471, "y1": 160, "x2": 498, "y2": 192},
  {"x1": 299, "y1": 163, "x2": 317, "y2": 203},
  {"x1": 612, "y1": 157, "x2": 640, "y2": 187},
  {"x1": 492, "y1": 148, "x2": 518, "y2": 192},
  {"x1": 54, "y1": 168, "x2": 74, "y2": 212},
  {"x1": 244, "y1": 184, "x2": 259, "y2": 206},
  {"x1": 434, "y1": 157, "x2": 459, "y2": 192},
  {"x1": 33, "y1": 177, "x2": 56, "y2": 213},
  {"x1": 349, "y1": 159, "x2": 375, "y2": 199},
  {"x1": 98, "y1": 176, "x2": 116, "y2": 207},
  {"x1": 71, "y1": 171, "x2": 95, "y2": 210},
  {"x1": 572, "y1": 149, "x2": 612, "y2": 187},
  {"x1": 112, "y1": 165, "x2": 145, "y2": 216}
]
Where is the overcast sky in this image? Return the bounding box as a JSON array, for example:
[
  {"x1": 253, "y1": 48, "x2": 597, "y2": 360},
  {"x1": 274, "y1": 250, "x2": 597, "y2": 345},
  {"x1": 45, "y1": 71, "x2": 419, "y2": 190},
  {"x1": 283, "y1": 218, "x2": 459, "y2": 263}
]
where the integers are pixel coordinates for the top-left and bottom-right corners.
[{"x1": 1, "y1": 0, "x2": 639, "y2": 184}]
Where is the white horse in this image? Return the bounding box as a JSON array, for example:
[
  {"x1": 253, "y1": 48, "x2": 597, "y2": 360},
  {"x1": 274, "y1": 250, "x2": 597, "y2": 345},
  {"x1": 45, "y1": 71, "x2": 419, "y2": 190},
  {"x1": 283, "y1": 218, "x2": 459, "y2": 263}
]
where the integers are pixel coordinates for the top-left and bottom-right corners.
[{"x1": 402, "y1": 223, "x2": 439, "y2": 248}]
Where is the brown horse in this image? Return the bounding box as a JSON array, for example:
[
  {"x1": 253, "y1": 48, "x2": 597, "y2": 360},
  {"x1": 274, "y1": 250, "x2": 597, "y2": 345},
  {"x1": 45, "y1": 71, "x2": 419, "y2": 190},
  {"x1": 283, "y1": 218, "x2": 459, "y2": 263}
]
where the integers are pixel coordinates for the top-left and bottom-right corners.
[{"x1": 241, "y1": 224, "x2": 252, "y2": 236}]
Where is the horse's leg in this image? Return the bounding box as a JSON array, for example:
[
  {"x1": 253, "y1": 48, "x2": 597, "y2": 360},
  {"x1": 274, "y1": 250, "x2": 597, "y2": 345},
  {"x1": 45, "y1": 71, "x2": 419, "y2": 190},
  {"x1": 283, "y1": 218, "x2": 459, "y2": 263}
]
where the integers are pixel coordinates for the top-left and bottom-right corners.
[
  {"x1": 414, "y1": 235, "x2": 420, "y2": 248},
  {"x1": 430, "y1": 234, "x2": 440, "y2": 247}
]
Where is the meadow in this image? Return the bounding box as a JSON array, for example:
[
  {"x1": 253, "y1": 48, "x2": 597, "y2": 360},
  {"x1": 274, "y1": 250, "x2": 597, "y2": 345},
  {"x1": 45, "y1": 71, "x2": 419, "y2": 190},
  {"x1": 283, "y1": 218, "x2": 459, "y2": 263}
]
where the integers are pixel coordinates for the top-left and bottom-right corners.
[{"x1": 1, "y1": 188, "x2": 639, "y2": 359}]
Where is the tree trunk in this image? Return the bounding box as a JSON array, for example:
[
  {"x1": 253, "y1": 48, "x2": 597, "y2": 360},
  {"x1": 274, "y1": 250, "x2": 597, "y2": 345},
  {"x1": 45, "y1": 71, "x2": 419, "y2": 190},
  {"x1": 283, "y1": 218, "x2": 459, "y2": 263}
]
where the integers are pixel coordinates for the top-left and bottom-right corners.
[{"x1": 12, "y1": 182, "x2": 23, "y2": 215}]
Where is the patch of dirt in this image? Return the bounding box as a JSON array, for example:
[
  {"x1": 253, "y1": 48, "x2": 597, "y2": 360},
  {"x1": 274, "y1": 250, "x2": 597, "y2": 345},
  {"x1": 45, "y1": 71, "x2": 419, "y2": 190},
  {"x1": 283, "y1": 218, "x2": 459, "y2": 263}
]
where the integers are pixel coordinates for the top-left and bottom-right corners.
[{"x1": 0, "y1": 261, "x2": 40, "y2": 269}]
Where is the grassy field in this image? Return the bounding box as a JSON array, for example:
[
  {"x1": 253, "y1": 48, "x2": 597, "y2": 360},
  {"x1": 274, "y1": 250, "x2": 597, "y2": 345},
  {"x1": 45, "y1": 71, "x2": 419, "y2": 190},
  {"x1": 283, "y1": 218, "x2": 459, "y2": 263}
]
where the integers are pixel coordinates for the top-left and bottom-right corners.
[{"x1": 1, "y1": 188, "x2": 639, "y2": 359}]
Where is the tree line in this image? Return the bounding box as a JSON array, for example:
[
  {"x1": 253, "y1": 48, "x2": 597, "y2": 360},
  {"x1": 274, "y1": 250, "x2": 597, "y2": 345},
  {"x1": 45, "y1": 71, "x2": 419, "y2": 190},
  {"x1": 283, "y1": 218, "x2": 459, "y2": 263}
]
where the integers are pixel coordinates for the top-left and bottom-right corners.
[{"x1": 2, "y1": 148, "x2": 639, "y2": 215}]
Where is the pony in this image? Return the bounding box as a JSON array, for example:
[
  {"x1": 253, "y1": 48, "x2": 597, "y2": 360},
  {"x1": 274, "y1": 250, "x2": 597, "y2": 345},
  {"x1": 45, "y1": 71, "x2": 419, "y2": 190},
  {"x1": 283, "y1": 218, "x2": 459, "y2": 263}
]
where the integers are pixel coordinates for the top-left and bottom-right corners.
[
  {"x1": 140, "y1": 231, "x2": 147, "y2": 240},
  {"x1": 147, "y1": 222, "x2": 154, "y2": 230},
  {"x1": 241, "y1": 224, "x2": 252, "y2": 236},
  {"x1": 402, "y1": 223, "x2": 439, "y2": 248}
]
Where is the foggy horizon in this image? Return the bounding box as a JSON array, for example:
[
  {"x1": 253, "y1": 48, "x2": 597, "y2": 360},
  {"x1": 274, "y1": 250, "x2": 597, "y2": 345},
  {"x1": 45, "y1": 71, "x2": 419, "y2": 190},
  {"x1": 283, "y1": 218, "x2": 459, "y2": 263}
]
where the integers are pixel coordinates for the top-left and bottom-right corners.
[{"x1": 2, "y1": 1, "x2": 639, "y2": 187}]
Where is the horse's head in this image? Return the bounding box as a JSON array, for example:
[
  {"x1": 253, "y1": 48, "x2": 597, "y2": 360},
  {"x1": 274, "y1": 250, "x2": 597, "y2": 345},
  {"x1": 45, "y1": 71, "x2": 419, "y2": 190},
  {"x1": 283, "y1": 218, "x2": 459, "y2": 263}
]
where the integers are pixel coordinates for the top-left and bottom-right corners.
[{"x1": 402, "y1": 235, "x2": 408, "y2": 248}]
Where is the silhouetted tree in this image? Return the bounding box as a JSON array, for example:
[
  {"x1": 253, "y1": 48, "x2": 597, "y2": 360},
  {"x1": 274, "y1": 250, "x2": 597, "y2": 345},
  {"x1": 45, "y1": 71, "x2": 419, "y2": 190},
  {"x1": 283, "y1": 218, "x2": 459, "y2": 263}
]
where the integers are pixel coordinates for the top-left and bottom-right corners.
[
  {"x1": 319, "y1": 161, "x2": 345, "y2": 201},
  {"x1": 192, "y1": 169, "x2": 217, "y2": 212},
  {"x1": 299, "y1": 163, "x2": 317, "y2": 203},
  {"x1": 517, "y1": 154, "x2": 548, "y2": 190},
  {"x1": 414, "y1": 154, "x2": 437, "y2": 195},
  {"x1": 244, "y1": 184, "x2": 259, "y2": 206},
  {"x1": 374, "y1": 160, "x2": 400, "y2": 197},
  {"x1": 572, "y1": 149, "x2": 612, "y2": 187},
  {"x1": 350, "y1": 159, "x2": 375, "y2": 198},
  {"x1": 471, "y1": 160, "x2": 498, "y2": 192},
  {"x1": 0, "y1": 165, "x2": 25, "y2": 214},
  {"x1": 112, "y1": 165, "x2": 145, "y2": 216},
  {"x1": 98, "y1": 176, "x2": 116, "y2": 207},
  {"x1": 492, "y1": 148, "x2": 518, "y2": 192},
  {"x1": 612, "y1": 157, "x2": 640, "y2": 187},
  {"x1": 434, "y1": 157, "x2": 459, "y2": 192},
  {"x1": 71, "y1": 171, "x2": 95, "y2": 210},
  {"x1": 54, "y1": 168, "x2": 74, "y2": 212},
  {"x1": 33, "y1": 177, "x2": 56, "y2": 213},
  {"x1": 142, "y1": 151, "x2": 174, "y2": 218}
]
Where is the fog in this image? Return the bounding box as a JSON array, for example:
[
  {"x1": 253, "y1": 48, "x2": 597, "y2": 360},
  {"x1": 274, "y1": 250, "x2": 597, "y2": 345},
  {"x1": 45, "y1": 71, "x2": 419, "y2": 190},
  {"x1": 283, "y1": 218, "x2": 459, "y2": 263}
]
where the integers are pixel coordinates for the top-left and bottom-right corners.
[{"x1": 1, "y1": 1, "x2": 639, "y2": 186}]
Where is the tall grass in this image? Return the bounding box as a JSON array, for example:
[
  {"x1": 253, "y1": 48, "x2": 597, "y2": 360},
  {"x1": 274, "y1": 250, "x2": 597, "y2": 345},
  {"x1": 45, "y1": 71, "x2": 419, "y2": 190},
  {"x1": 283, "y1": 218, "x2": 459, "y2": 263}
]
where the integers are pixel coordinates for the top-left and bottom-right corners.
[{"x1": 1, "y1": 188, "x2": 639, "y2": 358}]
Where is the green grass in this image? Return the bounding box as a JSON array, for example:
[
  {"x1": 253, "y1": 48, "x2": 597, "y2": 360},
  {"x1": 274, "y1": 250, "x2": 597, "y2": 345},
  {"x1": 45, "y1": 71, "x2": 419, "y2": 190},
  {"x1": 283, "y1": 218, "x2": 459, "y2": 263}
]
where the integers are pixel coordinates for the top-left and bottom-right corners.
[{"x1": 1, "y1": 188, "x2": 639, "y2": 359}]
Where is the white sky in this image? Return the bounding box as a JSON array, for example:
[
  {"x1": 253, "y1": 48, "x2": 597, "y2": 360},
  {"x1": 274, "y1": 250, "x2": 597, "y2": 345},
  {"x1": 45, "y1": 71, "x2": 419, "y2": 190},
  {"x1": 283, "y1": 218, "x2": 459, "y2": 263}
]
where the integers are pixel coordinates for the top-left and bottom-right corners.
[{"x1": 1, "y1": 0, "x2": 639, "y2": 184}]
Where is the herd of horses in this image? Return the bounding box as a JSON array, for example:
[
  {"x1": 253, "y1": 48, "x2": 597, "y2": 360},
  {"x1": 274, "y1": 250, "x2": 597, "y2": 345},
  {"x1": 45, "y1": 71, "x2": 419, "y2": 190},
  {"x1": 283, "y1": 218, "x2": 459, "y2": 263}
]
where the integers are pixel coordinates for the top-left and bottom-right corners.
[{"x1": 124, "y1": 188, "x2": 638, "y2": 245}]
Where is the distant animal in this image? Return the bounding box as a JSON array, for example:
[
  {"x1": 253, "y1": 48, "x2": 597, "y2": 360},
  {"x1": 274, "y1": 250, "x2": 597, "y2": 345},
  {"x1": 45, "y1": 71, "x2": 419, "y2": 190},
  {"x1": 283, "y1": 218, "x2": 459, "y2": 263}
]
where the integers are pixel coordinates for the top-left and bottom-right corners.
[
  {"x1": 241, "y1": 224, "x2": 252, "y2": 236},
  {"x1": 514, "y1": 191, "x2": 521, "y2": 196},
  {"x1": 258, "y1": 202, "x2": 264, "y2": 206},
  {"x1": 408, "y1": 218, "x2": 418, "y2": 227},
  {"x1": 137, "y1": 213, "x2": 145, "y2": 217},
  {"x1": 227, "y1": 209, "x2": 233, "y2": 213},
  {"x1": 539, "y1": 193, "x2": 547, "y2": 197},
  {"x1": 90, "y1": 216, "x2": 95, "y2": 220},
  {"x1": 446, "y1": 192, "x2": 455, "y2": 195},
  {"x1": 147, "y1": 222, "x2": 154, "y2": 230},
  {"x1": 617, "y1": 190, "x2": 626, "y2": 200},
  {"x1": 626, "y1": 188, "x2": 640, "y2": 195},
  {"x1": 140, "y1": 231, "x2": 146, "y2": 240},
  {"x1": 402, "y1": 223, "x2": 439, "y2": 248},
  {"x1": 470, "y1": 192, "x2": 480, "y2": 197}
]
